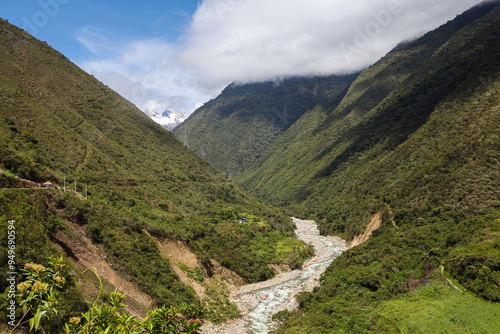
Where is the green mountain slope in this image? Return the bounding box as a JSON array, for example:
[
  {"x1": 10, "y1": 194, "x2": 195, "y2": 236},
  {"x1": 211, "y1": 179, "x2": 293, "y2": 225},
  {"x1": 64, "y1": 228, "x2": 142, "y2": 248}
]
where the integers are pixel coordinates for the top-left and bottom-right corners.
[
  {"x1": 177, "y1": 1, "x2": 500, "y2": 332},
  {"x1": 237, "y1": 1, "x2": 500, "y2": 235},
  {"x1": 173, "y1": 75, "x2": 358, "y2": 178},
  {"x1": 0, "y1": 18, "x2": 312, "y2": 327},
  {"x1": 263, "y1": 3, "x2": 500, "y2": 332}
]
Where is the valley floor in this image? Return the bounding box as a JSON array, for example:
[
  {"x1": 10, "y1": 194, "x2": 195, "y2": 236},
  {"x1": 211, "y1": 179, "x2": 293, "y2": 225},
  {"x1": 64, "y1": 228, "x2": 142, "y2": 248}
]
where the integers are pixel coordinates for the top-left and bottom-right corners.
[{"x1": 201, "y1": 218, "x2": 348, "y2": 334}]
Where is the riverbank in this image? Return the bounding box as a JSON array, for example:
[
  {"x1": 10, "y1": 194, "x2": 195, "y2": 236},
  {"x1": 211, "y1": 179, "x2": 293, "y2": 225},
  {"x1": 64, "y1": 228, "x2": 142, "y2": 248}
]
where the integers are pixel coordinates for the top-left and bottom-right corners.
[{"x1": 201, "y1": 218, "x2": 348, "y2": 334}]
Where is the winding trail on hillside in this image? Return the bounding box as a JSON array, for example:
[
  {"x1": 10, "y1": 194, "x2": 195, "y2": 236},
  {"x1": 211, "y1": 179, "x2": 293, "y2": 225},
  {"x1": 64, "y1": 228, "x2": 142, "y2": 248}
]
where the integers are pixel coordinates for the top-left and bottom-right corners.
[
  {"x1": 441, "y1": 266, "x2": 465, "y2": 294},
  {"x1": 202, "y1": 218, "x2": 348, "y2": 334},
  {"x1": 0, "y1": 168, "x2": 86, "y2": 199}
]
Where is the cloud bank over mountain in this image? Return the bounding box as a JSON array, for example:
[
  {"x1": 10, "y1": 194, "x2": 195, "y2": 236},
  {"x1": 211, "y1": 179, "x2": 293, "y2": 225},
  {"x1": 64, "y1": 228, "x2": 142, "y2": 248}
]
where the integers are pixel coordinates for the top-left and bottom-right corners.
[
  {"x1": 182, "y1": 0, "x2": 483, "y2": 87},
  {"x1": 77, "y1": 0, "x2": 483, "y2": 113}
]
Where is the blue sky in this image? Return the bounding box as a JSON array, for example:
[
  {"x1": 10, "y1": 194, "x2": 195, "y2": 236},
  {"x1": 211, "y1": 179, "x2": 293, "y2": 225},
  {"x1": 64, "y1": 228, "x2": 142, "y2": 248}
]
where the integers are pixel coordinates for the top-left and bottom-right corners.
[
  {"x1": 1, "y1": 0, "x2": 199, "y2": 62},
  {"x1": 1, "y1": 0, "x2": 485, "y2": 114}
]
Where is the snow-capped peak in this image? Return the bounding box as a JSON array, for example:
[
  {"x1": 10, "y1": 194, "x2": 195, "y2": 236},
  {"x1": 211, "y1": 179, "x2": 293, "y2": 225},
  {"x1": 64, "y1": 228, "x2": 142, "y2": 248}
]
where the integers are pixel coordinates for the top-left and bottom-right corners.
[
  {"x1": 143, "y1": 108, "x2": 188, "y2": 131},
  {"x1": 143, "y1": 109, "x2": 160, "y2": 117}
]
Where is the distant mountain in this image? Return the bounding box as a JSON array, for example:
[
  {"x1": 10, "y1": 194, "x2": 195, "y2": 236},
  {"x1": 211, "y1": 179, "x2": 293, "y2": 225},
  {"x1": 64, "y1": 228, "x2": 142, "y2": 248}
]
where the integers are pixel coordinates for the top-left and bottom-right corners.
[
  {"x1": 143, "y1": 108, "x2": 188, "y2": 131},
  {"x1": 174, "y1": 74, "x2": 358, "y2": 178},
  {"x1": 143, "y1": 108, "x2": 158, "y2": 117}
]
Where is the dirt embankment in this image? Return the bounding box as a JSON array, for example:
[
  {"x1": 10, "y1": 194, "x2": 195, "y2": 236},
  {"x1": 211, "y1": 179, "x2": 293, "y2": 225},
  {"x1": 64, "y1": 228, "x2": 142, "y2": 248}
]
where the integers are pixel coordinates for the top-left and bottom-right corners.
[
  {"x1": 52, "y1": 221, "x2": 152, "y2": 317},
  {"x1": 349, "y1": 212, "x2": 382, "y2": 248},
  {"x1": 52, "y1": 217, "x2": 248, "y2": 320},
  {"x1": 147, "y1": 233, "x2": 208, "y2": 300},
  {"x1": 145, "y1": 230, "x2": 246, "y2": 302}
]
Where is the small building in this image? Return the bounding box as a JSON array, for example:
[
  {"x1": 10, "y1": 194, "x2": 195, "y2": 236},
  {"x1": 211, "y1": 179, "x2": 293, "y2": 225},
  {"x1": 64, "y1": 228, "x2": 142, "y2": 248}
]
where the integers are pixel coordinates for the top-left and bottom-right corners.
[{"x1": 43, "y1": 181, "x2": 54, "y2": 188}]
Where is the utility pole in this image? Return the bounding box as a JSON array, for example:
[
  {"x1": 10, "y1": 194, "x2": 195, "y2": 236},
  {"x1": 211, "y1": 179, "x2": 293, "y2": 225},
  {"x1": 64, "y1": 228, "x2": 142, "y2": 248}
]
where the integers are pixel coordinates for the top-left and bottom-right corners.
[
  {"x1": 74, "y1": 179, "x2": 76, "y2": 193},
  {"x1": 85, "y1": 183, "x2": 87, "y2": 199},
  {"x1": 184, "y1": 127, "x2": 189, "y2": 150},
  {"x1": 63, "y1": 175, "x2": 66, "y2": 192}
]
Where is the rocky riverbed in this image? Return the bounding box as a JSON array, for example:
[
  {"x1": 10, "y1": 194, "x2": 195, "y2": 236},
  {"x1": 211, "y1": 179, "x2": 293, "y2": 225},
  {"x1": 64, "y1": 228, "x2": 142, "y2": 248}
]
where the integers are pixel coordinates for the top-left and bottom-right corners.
[{"x1": 201, "y1": 218, "x2": 348, "y2": 334}]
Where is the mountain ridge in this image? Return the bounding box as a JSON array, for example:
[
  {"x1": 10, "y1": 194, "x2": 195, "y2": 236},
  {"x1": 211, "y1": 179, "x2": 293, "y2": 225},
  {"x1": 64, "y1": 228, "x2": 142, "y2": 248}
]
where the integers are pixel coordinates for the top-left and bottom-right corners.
[
  {"x1": 144, "y1": 107, "x2": 188, "y2": 131},
  {"x1": 173, "y1": 74, "x2": 359, "y2": 178},
  {"x1": 236, "y1": 0, "x2": 500, "y2": 224},
  {"x1": 0, "y1": 16, "x2": 313, "y2": 329},
  {"x1": 176, "y1": 2, "x2": 500, "y2": 332}
]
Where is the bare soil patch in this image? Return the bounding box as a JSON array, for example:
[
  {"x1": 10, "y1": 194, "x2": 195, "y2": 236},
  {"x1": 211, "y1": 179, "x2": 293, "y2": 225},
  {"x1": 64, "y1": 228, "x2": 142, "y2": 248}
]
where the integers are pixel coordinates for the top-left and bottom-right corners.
[
  {"x1": 52, "y1": 221, "x2": 151, "y2": 317},
  {"x1": 349, "y1": 212, "x2": 382, "y2": 248}
]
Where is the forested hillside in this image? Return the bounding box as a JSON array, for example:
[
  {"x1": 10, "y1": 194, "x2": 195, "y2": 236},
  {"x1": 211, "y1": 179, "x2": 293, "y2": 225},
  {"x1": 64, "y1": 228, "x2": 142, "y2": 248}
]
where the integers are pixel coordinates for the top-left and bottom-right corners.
[
  {"x1": 258, "y1": 3, "x2": 500, "y2": 332},
  {"x1": 0, "y1": 17, "x2": 312, "y2": 329},
  {"x1": 179, "y1": 1, "x2": 500, "y2": 332},
  {"x1": 237, "y1": 1, "x2": 500, "y2": 238},
  {"x1": 1, "y1": 0, "x2": 500, "y2": 332},
  {"x1": 173, "y1": 75, "x2": 358, "y2": 178}
]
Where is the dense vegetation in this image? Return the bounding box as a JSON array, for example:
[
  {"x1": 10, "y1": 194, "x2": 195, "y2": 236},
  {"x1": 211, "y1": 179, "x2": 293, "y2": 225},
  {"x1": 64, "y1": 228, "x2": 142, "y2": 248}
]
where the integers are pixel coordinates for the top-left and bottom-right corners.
[
  {"x1": 274, "y1": 208, "x2": 500, "y2": 332},
  {"x1": 12, "y1": 256, "x2": 203, "y2": 333},
  {"x1": 236, "y1": 2, "x2": 500, "y2": 230},
  {"x1": 2, "y1": 1, "x2": 500, "y2": 332},
  {"x1": 181, "y1": 2, "x2": 500, "y2": 332},
  {"x1": 0, "y1": 17, "x2": 312, "y2": 331},
  {"x1": 173, "y1": 74, "x2": 358, "y2": 178}
]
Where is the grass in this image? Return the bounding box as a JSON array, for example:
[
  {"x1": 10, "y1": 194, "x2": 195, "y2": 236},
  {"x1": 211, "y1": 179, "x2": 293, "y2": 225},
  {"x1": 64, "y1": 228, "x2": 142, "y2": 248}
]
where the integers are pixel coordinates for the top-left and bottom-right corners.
[
  {"x1": 177, "y1": 262, "x2": 204, "y2": 283},
  {"x1": 275, "y1": 238, "x2": 312, "y2": 263},
  {"x1": 377, "y1": 284, "x2": 500, "y2": 333},
  {"x1": 1, "y1": 169, "x2": 15, "y2": 178}
]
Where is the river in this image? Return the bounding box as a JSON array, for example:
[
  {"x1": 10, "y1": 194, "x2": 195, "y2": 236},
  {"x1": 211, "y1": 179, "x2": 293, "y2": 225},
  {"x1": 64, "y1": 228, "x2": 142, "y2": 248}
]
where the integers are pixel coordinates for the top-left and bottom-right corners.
[{"x1": 202, "y1": 218, "x2": 348, "y2": 334}]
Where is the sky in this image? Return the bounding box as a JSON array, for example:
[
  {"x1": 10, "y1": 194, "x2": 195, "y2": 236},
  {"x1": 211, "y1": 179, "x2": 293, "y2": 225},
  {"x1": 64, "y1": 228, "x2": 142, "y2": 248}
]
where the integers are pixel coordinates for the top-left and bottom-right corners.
[{"x1": 0, "y1": 0, "x2": 486, "y2": 114}]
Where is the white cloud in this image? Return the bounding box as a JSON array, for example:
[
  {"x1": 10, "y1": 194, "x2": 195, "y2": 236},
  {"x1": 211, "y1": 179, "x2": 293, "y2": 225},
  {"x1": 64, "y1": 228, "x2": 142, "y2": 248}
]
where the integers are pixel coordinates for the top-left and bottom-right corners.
[
  {"x1": 77, "y1": 29, "x2": 214, "y2": 114},
  {"x1": 75, "y1": 26, "x2": 121, "y2": 56},
  {"x1": 180, "y1": 0, "x2": 484, "y2": 89},
  {"x1": 76, "y1": 0, "x2": 485, "y2": 114}
]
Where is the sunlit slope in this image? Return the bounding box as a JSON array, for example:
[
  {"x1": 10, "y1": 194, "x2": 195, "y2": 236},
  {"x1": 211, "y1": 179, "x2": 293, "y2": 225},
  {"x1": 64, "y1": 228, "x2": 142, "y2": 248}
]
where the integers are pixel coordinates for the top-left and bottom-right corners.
[
  {"x1": 236, "y1": 1, "x2": 500, "y2": 237},
  {"x1": 267, "y1": 3, "x2": 500, "y2": 332},
  {"x1": 0, "y1": 17, "x2": 310, "y2": 314}
]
